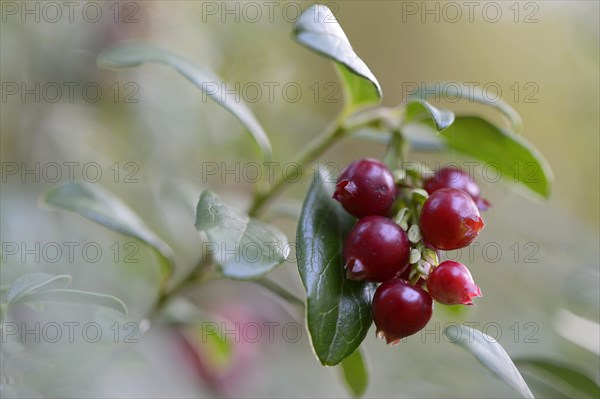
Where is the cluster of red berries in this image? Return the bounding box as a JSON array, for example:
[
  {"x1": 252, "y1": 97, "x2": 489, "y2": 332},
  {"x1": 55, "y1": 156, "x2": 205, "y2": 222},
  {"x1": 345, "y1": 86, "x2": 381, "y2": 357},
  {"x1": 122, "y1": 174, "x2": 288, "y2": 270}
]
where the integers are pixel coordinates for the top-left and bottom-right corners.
[{"x1": 333, "y1": 158, "x2": 488, "y2": 345}]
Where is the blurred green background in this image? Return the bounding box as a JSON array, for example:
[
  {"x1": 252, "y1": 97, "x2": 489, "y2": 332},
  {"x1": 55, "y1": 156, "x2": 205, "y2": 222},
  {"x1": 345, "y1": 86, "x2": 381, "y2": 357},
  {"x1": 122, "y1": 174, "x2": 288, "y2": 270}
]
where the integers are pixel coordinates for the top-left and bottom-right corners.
[{"x1": 1, "y1": 1, "x2": 598, "y2": 397}]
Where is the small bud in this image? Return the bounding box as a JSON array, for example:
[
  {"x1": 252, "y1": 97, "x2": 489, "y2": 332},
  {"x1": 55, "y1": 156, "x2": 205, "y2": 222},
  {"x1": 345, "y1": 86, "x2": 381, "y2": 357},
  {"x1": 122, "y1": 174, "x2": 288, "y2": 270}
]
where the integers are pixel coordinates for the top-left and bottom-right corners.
[
  {"x1": 409, "y1": 248, "x2": 421, "y2": 264},
  {"x1": 407, "y1": 224, "x2": 422, "y2": 243}
]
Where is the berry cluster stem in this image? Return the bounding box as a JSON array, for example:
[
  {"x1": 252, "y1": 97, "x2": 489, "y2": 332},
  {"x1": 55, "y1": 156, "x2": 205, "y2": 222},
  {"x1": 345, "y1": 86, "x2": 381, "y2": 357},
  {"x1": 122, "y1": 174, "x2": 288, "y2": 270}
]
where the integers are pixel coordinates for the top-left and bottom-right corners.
[{"x1": 249, "y1": 107, "x2": 399, "y2": 217}]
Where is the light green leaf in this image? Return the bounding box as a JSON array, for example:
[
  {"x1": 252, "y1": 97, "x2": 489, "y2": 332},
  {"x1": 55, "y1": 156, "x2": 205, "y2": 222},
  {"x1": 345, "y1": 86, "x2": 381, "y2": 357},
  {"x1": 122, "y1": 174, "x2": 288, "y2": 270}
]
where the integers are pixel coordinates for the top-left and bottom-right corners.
[
  {"x1": 352, "y1": 127, "x2": 445, "y2": 152},
  {"x1": 444, "y1": 325, "x2": 534, "y2": 399},
  {"x1": 98, "y1": 44, "x2": 272, "y2": 160},
  {"x1": 296, "y1": 167, "x2": 373, "y2": 366},
  {"x1": 195, "y1": 191, "x2": 289, "y2": 279},
  {"x1": 339, "y1": 349, "x2": 369, "y2": 397},
  {"x1": 404, "y1": 99, "x2": 455, "y2": 132},
  {"x1": 43, "y1": 183, "x2": 174, "y2": 291},
  {"x1": 441, "y1": 116, "x2": 553, "y2": 198},
  {"x1": 410, "y1": 83, "x2": 523, "y2": 132},
  {"x1": 14, "y1": 289, "x2": 127, "y2": 315},
  {"x1": 515, "y1": 358, "x2": 600, "y2": 399},
  {"x1": 294, "y1": 4, "x2": 382, "y2": 109},
  {"x1": 6, "y1": 273, "x2": 72, "y2": 304}
]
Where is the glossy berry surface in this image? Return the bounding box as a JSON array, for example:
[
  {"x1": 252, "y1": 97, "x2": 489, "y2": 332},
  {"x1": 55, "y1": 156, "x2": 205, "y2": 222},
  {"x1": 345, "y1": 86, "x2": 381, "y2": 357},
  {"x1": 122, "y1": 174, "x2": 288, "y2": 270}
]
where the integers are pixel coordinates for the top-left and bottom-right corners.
[
  {"x1": 426, "y1": 260, "x2": 482, "y2": 305},
  {"x1": 372, "y1": 279, "x2": 433, "y2": 344},
  {"x1": 333, "y1": 158, "x2": 396, "y2": 218},
  {"x1": 424, "y1": 167, "x2": 491, "y2": 211},
  {"x1": 343, "y1": 216, "x2": 410, "y2": 282},
  {"x1": 419, "y1": 188, "x2": 485, "y2": 250}
]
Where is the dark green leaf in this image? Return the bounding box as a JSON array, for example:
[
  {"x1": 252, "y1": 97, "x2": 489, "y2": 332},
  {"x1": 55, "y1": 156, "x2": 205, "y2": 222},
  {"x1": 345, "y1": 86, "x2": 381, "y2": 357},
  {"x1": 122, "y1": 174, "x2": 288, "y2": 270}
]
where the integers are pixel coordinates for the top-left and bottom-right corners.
[
  {"x1": 294, "y1": 4, "x2": 382, "y2": 108},
  {"x1": 340, "y1": 349, "x2": 369, "y2": 397},
  {"x1": 14, "y1": 289, "x2": 127, "y2": 315},
  {"x1": 43, "y1": 183, "x2": 175, "y2": 291},
  {"x1": 296, "y1": 167, "x2": 373, "y2": 365},
  {"x1": 405, "y1": 99, "x2": 455, "y2": 132},
  {"x1": 6, "y1": 273, "x2": 71, "y2": 304},
  {"x1": 410, "y1": 83, "x2": 523, "y2": 132},
  {"x1": 515, "y1": 358, "x2": 600, "y2": 399},
  {"x1": 195, "y1": 191, "x2": 289, "y2": 279},
  {"x1": 98, "y1": 44, "x2": 272, "y2": 160},
  {"x1": 444, "y1": 325, "x2": 534, "y2": 399},
  {"x1": 441, "y1": 116, "x2": 553, "y2": 198}
]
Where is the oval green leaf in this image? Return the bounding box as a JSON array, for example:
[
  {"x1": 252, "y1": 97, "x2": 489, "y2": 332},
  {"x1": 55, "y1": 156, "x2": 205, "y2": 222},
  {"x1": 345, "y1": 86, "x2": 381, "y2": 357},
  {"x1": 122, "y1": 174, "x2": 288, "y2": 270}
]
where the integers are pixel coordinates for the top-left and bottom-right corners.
[
  {"x1": 339, "y1": 348, "x2": 369, "y2": 397},
  {"x1": 98, "y1": 44, "x2": 272, "y2": 160},
  {"x1": 444, "y1": 325, "x2": 534, "y2": 399},
  {"x1": 294, "y1": 4, "x2": 382, "y2": 109},
  {"x1": 404, "y1": 99, "x2": 455, "y2": 132},
  {"x1": 515, "y1": 358, "x2": 600, "y2": 399},
  {"x1": 43, "y1": 182, "x2": 175, "y2": 291},
  {"x1": 6, "y1": 273, "x2": 72, "y2": 304},
  {"x1": 441, "y1": 116, "x2": 553, "y2": 198},
  {"x1": 194, "y1": 191, "x2": 289, "y2": 280},
  {"x1": 296, "y1": 168, "x2": 373, "y2": 366},
  {"x1": 409, "y1": 83, "x2": 523, "y2": 132},
  {"x1": 13, "y1": 288, "x2": 127, "y2": 315}
]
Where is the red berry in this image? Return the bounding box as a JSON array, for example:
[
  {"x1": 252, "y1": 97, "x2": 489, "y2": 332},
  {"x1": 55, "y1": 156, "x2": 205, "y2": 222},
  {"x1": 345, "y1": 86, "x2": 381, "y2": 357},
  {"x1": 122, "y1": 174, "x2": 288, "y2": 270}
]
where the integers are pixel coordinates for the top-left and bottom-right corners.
[
  {"x1": 426, "y1": 261, "x2": 482, "y2": 305},
  {"x1": 333, "y1": 158, "x2": 396, "y2": 218},
  {"x1": 372, "y1": 279, "x2": 433, "y2": 345},
  {"x1": 343, "y1": 216, "x2": 410, "y2": 282},
  {"x1": 424, "y1": 167, "x2": 491, "y2": 211},
  {"x1": 419, "y1": 188, "x2": 485, "y2": 250}
]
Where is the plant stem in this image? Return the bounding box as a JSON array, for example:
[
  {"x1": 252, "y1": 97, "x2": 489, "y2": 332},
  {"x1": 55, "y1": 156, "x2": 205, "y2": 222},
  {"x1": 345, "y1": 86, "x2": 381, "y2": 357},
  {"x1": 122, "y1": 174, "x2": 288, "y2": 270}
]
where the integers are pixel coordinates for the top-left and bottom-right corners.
[
  {"x1": 254, "y1": 278, "x2": 305, "y2": 312},
  {"x1": 150, "y1": 257, "x2": 213, "y2": 320},
  {"x1": 248, "y1": 105, "x2": 398, "y2": 217},
  {"x1": 249, "y1": 121, "x2": 346, "y2": 217}
]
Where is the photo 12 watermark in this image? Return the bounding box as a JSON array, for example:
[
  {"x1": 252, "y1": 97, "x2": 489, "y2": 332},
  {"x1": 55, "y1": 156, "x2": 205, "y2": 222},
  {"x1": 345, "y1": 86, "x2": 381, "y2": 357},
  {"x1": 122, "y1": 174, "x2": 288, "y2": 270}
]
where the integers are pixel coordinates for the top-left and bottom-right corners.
[
  {"x1": 199, "y1": 1, "x2": 340, "y2": 24},
  {"x1": 401, "y1": 81, "x2": 540, "y2": 104},
  {"x1": 413, "y1": 321, "x2": 540, "y2": 344},
  {"x1": 1, "y1": 161, "x2": 140, "y2": 184},
  {"x1": 1, "y1": 82, "x2": 139, "y2": 104},
  {"x1": 1, "y1": 1, "x2": 140, "y2": 24},
  {"x1": 200, "y1": 81, "x2": 340, "y2": 104},
  {"x1": 1, "y1": 321, "x2": 140, "y2": 344},
  {"x1": 194, "y1": 321, "x2": 303, "y2": 344},
  {"x1": 399, "y1": 2, "x2": 540, "y2": 24},
  {"x1": 1, "y1": 241, "x2": 140, "y2": 264}
]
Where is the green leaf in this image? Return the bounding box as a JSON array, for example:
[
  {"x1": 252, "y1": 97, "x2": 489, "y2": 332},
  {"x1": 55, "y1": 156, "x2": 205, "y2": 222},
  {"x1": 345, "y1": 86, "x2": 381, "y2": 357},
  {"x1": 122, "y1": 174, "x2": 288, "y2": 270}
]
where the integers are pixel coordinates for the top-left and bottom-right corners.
[
  {"x1": 98, "y1": 44, "x2": 272, "y2": 160},
  {"x1": 339, "y1": 349, "x2": 369, "y2": 397},
  {"x1": 404, "y1": 99, "x2": 455, "y2": 132},
  {"x1": 6, "y1": 273, "x2": 72, "y2": 304},
  {"x1": 352, "y1": 127, "x2": 445, "y2": 152},
  {"x1": 43, "y1": 183, "x2": 175, "y2": 291},
  {"x1": 294, "y1": 4, "x2": 382, "y2": 109},
  {"x1": 296, "y1": 167, "x2": 373, "y2": 366},
  {"x1": 409, "y1": 83, "x2": 523, "y2": 132},
  {"x1": 194, "y1": 191, "x2": 289, "y2": 279},
  {"x1": 515, "y1": 358, "x2": 600, "y2": 399},
  {"x1": 444, "y1": 325, "x2": 534, "y2": 399},
  {"x1": 441, "y1": 116, "x2": 553, "y2": 198},
  {"x1": 14, "y1": 289, "x2": 127, "y2": 315}
]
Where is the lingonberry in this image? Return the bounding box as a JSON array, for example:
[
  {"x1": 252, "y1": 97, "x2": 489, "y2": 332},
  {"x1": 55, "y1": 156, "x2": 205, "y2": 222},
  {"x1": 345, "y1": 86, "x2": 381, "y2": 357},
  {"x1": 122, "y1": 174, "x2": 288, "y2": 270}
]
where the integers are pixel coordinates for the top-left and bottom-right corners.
[
  {"x1": 333, "y1": 158, "x2": 396, "y2": 218},
  {"x1": 424, "y1": 167, "x2": 491, "y2": 210},
  {"x1": 343, "y1": 216, "x2": 410, "y2": 282},
  {"x1": 372, "y1": 279, "x2": 433, "y2": 344},
  {"x1": 426, "y1": 260, "x2": 482, "y2": 305},
  {"x1": 419, "y1": 188, "x2": 485, "y2": 250}
]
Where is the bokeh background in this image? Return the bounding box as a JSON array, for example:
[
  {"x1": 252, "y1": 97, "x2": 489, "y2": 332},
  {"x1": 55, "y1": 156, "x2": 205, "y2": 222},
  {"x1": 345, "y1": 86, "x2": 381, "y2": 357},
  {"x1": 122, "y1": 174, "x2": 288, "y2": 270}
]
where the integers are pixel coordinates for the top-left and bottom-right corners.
[{"x1": 1, "y1": 1, "x2": 598, "y2": 398}]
